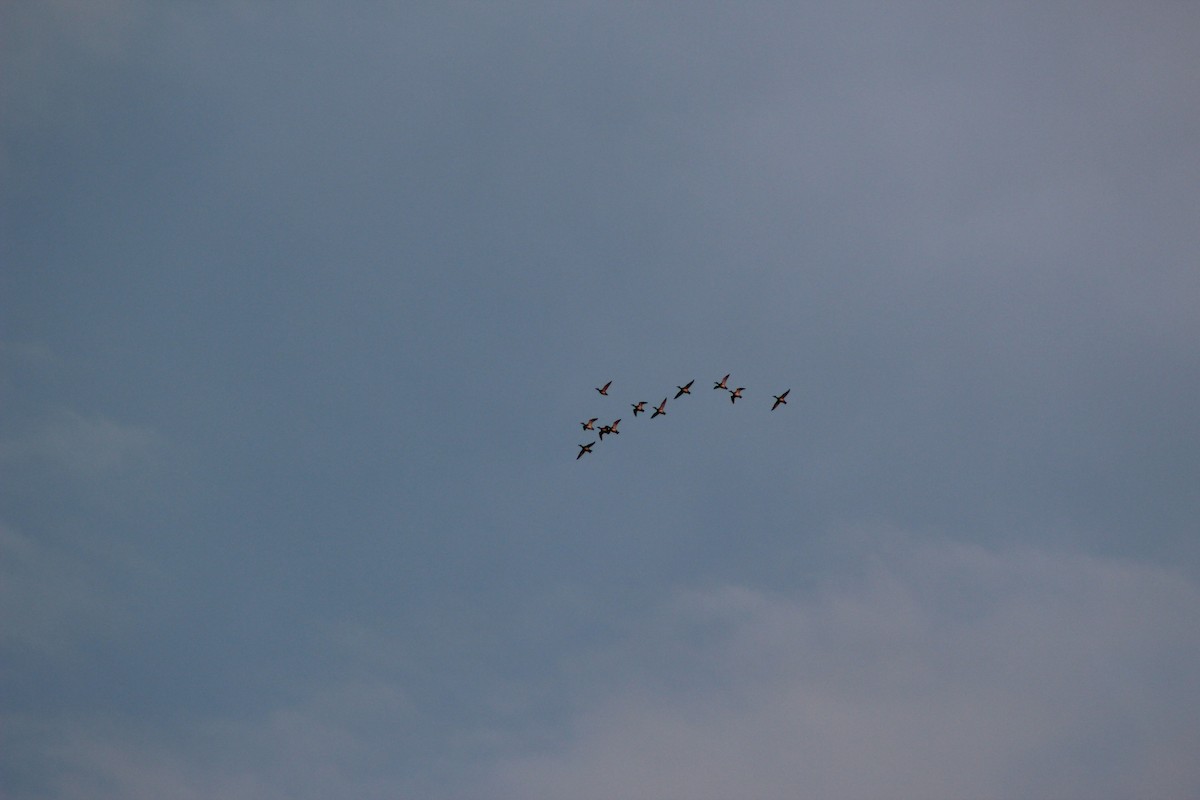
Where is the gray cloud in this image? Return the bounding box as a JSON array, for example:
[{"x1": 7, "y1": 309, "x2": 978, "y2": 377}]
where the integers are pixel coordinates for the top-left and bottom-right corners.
[
  {"x1": 0, "y1": 524, "x2": 121, "y2": 653},
  {"x1": 487, "y1": 532, "x2": 1200, "y2": 800},
  {"x1": 2, "y1": 2, "x2": 1198, "y2": 797},
  {"x1": 3, "y1": 677, "x2": 414, "y2": 800},
  {"x1": 7, "y1": 532, "x2": 1195, "y2": 800},
  {"x1": 0, "y1": 409, "x2": 161, "y2": 476}
]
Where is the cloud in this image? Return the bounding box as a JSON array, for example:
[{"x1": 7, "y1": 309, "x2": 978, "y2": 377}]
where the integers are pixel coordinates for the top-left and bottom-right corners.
[
  {"x1": 3, "y1": 3, "x2": 1197, "y2": 799},
  {"x1": 7, "y1": 534, "x2": 1196, "y2": 799},
  {"x1": 0, "y1": 408, "x2": 161, "y2": 476},
  {"x1": 0, "y1": 405, "x2": 165, "y2": 653},
  {"x1": 0, "y1": 0, "x2": 151, "y2": 173},
  {"x1": 0, "y1": 524, "x2": 119, "y2": 653},
  {"x1": 0, "y1": 515, "x2": 169, "y2": 656},
  {"x1": 3, "y1": 676, "x2": 417, "y2": 800},
  {"x1": 486, "y1": 533, "x2": 1200, "y2": 800}
]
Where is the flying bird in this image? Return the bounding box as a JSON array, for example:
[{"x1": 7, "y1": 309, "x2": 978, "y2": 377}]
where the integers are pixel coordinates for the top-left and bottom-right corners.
[
  {"x1": 576, "y1": 442, "x2": 595, "y2": 459},
  {"x1": 651, "y1": 398, "x2": 668, "y2": 418},
  {"x1": 771, "y1": 389, "x2": 790, "y2": 410},
  {"x1": 674, "y1": 379, "x2": 695, "y2": 399},
  {"x1": 729, "y1": 387, "x2": 745, "y2": 404},
  {"x1": 595, "y1": 380, "x2": 612, "y2": 396},
  {"x1": 581, "y1": 417, "x2": 598, "y2": 430},
  {"x1": 598, "y1": 418, "x2": 622, "y2": 440},
  {"x1": 631, "y1": 401, "x2": 647, "y2": 416},
  {"x1": 713, "y1": 374, "x2": 730, "y2": 390}
]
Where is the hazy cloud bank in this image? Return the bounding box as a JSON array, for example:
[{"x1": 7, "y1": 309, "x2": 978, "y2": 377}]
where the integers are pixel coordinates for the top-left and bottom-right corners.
[
  {"x1": 6, "y1": 533, "x2": 1196, "y2": 800},
  {"x1": 488, "y1": 533, "x2": 1200, "y2": 800}
]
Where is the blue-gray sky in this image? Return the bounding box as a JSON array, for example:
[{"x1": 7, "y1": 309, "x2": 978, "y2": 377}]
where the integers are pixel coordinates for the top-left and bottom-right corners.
[{"x1": 3, "y1": 2, "x2": 1198, "y2": 798}]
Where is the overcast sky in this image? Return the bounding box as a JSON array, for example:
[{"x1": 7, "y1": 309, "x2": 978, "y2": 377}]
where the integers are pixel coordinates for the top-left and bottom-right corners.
[{"x1": 3, "y1": 2, "x2": 1199, "y2": 798}]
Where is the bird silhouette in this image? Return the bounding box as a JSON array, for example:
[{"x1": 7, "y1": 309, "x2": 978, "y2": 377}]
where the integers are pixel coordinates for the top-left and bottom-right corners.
[
  {"x1": 674, "y1": 380, "x2": 695, "y2": 399},
  {"x1": 771, "y1": 389, "x2": 790, "y2": 410},
  {"x1": 713, "y1": 374, "x2": 730, "y2": 390},
  {"x1": 598, "y1": 418, "x2": 622, "y2": 440},
  {"x1": 651, "y1": 398, "x2": 668, "y2": 418},
  {"x1": 581, "y1": 417, "x2": 598, "y2": 430},
  {"x1": 729, "y1": 387, "x2": 745, "y2": 404},
  {"x1": 595, "y1": 380, "x2": 612, "y2": 396},
  {"x1": 631, "y1": 401, "x2": 647, "y2": 416},
  {"x1": 576, "y1": 442, "x2": 595, "y2": 459}
]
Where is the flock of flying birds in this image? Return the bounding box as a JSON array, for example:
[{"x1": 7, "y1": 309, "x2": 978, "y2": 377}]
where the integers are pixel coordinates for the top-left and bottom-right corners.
[{"x1": 576, "y1": 375, "x2": 790, "y2": 459}]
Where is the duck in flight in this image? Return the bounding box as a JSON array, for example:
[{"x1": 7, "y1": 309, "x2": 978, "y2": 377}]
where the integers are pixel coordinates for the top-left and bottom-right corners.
[
  {"x1": 598, "y1": 418, "x2": 621, "y2": 440},
  {"x1": 771, "y1": 389, "x2": 790, "y2": 410},
  {"x1": 631, "y1": 401, "x2": 647, "y2": 416},
  {"x1": 674, "y1": 379, "x2": 695, "y2": 399},
  {"x1": 729, "y1": 387, "x2": 745, "y2": 404},
  {"x1": 581, "y1": 417, "x2": 598, "y2": 430},
  {"x1": 576, "y1": 442, "x2": 595, "y2": 460},
  {"x1": 595, "y1": 380, "x2": 612, "y2": 396},
  {"x1": 713, "y1": 374, "x2": 730, "y2": 391},
  {"x1": 651, "y1": 398, "x2": 668, "y2": 418}
]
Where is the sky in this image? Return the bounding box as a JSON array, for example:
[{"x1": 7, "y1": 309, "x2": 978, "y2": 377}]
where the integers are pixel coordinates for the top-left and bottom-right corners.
[{"x1": 2, "y1": 2, "x2": 1199, "y2": 797}]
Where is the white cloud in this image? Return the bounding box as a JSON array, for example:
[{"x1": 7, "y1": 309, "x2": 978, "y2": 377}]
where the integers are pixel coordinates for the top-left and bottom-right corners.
[{"x1": 487, "y1": 535, "x2": 1200, "y2": 800}]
